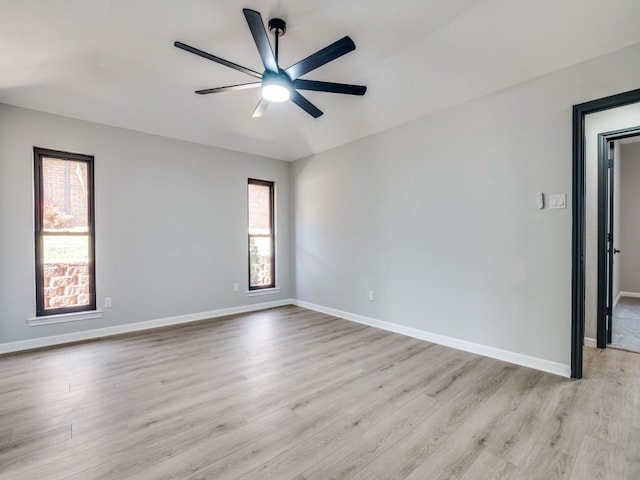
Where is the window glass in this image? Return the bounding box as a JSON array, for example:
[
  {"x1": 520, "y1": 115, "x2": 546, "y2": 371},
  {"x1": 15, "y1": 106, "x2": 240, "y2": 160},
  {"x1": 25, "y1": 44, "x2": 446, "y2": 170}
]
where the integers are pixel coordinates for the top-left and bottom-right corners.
[{"x1": 248, "y1": 180, "x2": 275, "y2": 289}]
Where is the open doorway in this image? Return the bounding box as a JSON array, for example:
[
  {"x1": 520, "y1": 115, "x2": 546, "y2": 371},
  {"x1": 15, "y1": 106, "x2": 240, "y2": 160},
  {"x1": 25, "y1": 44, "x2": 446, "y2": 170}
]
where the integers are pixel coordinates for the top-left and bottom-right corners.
[
  {"x1": 571, "y1": 88, "x2": 640, "y2": 379},
  {"x1": 596, "y1": 129, "x2": 640, "y2": 352}
]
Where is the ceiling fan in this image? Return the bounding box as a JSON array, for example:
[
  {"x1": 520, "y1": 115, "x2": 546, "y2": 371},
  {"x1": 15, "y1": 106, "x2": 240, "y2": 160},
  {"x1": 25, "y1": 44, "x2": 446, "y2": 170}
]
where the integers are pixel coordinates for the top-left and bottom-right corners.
[{"x1": 174, "y1": 8, "x2": 366, "y2": 118}]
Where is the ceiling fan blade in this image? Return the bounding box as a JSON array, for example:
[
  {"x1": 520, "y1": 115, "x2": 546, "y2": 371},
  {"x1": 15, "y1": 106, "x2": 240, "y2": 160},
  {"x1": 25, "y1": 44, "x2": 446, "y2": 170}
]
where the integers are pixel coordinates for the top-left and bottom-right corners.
[
  {"x1": 242, "y1": 9, "x2": 278, "y2": 73},
  {"x1": 293, "y1": 79, "x2": 366, "y2": 96},
  {"x1": 252, "y1": 98, "x2": 269, "y2": 118},
  {"x1": 174, "y1": 41, "x2": 262, "y2": 79},
  {"x1": 195, "y1": 83, "x2": 261, "y2": 95},
  {"x1": 290, "y1": 90, "x2": 323, "y2": 118},
  {"x1": 285, "y1": 36, "x2": 356, "y2": 80}
]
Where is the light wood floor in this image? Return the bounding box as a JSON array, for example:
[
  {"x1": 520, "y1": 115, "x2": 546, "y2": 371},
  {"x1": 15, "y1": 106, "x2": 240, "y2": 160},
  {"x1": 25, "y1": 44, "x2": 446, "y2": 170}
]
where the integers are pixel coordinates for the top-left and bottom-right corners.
[{"x1": 1, "y1": 306, "x2": 639, "y2": 479}]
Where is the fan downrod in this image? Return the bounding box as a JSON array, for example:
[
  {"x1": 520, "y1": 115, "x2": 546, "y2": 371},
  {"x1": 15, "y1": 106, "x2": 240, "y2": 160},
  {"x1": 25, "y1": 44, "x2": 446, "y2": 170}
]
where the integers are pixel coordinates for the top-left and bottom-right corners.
[{"x1": 268, "y1": 18, "x2": 286, "y2": 37}]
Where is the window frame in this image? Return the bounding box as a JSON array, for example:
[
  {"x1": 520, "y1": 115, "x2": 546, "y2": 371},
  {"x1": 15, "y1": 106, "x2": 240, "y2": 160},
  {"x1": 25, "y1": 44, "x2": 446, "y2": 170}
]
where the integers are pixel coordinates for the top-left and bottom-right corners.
[
  {"x1": 34, "y1": 147, "x2": 96, "y2": 316},
  {"x1": 247, "y1": 178, "x2": 276, "y2": 290}
]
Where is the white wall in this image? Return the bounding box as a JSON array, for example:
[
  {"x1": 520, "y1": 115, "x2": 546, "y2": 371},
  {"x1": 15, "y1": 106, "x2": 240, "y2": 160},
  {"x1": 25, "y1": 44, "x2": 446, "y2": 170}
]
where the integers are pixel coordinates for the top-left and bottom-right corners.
[
  {"x1": 620, "y1": 142, "x2": 640, "y2": 294},
  {"x1": 0, "y1": 104, "x2": 292, "y2": 345},
  {"x1": 293, "y1": 44, "x2": 640, "y2": 371},
  {"x1": 584, "y1": 105, "x2": 640, "y2": 340}
]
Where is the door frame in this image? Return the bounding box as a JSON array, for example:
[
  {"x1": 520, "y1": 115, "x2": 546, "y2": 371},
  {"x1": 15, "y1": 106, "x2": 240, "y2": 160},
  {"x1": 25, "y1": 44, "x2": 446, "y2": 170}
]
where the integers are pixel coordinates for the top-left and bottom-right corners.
[
  {"x1": 571, "y1": 88, "x2": 640, "y2": 379},
  {"x1": 596, "y1": 127, "x2": 640, "y2": 349}
]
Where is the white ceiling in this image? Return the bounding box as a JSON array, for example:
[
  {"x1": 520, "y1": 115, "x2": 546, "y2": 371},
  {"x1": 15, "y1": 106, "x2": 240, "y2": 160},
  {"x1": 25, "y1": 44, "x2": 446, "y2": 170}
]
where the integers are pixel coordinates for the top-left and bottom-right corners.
[{"x1": 1, "y1": 0, "x2": 640, "y2": 161}]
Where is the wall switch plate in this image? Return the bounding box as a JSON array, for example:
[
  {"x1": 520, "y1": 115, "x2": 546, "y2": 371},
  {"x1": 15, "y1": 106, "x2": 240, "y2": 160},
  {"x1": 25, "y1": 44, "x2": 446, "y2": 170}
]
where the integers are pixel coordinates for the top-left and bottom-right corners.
[
  {"x1": 368, "y1": 290, "x2": 375, "y2": 301},
  {"x1": 549, "y1": 194, "x2": 566, "y2": 209},
  {"x1": 104, "y1": 297, "x2": 112, "y2": 308},
  {"x1": 536, "y1": 192, "x2": 544, "y2": 209}
]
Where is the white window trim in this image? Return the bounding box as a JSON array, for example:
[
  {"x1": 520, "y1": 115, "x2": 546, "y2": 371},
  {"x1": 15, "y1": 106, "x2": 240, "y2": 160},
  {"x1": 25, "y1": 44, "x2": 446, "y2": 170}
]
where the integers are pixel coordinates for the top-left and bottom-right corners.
[
  {"x1": 245, "y1": 287, "x2": 281, "y2": 297},
  {"x1": 28, "y1": 310, "x2": 103, "y2": 326}
]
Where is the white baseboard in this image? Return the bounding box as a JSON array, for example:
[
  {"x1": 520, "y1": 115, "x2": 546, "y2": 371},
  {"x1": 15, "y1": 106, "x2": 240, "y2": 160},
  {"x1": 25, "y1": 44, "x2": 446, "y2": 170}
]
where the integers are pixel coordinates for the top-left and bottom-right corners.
[
  {"x1": 619, "y1": 291, "x2": 640, "y2": 299},
  {"x1": 0, "y1": 298, "x2": 572, "y2": 378},
  {"x1": 294, "y1": 300, "x2": 571, "y2": 378},
  {"x1": 0, "y1": 299, "x2": 295, "y2": 355},
  {"x1": 584, "y1": 337, "x2": 597, "y2": 348}
]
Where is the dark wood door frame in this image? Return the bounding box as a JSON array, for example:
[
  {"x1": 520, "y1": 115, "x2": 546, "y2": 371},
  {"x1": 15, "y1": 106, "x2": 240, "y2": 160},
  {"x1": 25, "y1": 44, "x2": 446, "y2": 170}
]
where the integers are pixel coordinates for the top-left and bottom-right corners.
[
  {"x1": 596, "y1": 127, "x2": 640, "y2": 349},
  {"x1": 572, "y1": 88, "x2": 640, "y2": 379}
]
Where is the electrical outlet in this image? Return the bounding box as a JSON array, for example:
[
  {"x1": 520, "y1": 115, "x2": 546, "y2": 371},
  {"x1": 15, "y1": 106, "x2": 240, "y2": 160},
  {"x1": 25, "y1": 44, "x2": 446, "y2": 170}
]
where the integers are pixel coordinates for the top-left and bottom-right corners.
[
  {"x1": 104, "y1": 297, "x2": 112, "y2": 308},
  {"x1": 233, "y1": 283, "x2": 239, "y2": 292},
  {"x1": 368, "y1": 290, "x2": 375, "y2": 301}
]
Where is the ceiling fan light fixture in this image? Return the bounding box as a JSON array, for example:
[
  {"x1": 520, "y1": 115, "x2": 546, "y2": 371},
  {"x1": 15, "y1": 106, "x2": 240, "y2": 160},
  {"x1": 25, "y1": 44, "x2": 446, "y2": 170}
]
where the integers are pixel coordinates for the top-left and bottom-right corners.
[
  {"x1": 261, "y1": 75, "x2": 291, "y2": 102},
  {"x1": 262, "y1": 83, "x2": 290, "y2": 102}
]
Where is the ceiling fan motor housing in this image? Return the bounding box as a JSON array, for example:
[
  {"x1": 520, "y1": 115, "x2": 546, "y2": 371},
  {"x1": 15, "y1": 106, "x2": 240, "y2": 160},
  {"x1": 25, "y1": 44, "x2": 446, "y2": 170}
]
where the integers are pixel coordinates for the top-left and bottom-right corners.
[{"x1": 268, "y1": 18, "x2": 286, "y2": 37}]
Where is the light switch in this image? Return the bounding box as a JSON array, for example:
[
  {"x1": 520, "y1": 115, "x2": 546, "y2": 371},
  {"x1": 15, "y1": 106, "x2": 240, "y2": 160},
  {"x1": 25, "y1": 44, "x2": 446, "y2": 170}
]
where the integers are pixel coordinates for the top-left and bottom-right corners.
[{"x1": 549, "y1": 194, "x2": 566, "y2": 209}]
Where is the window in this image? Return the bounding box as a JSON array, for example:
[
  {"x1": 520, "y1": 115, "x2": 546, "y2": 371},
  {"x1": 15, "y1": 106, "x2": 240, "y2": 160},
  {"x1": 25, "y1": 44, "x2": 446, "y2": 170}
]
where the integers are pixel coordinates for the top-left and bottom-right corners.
[
  {"x1": 34, "y1": 147, "x2": 96, "y2": 316},
  {"x1": 248, "y1": 179, "x2": 275, "y2": 290}
]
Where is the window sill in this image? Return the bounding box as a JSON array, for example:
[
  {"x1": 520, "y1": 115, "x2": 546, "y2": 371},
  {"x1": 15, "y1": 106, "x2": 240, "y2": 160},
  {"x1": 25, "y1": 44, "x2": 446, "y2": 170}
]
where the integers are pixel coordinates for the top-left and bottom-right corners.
[
  {"x1": 28, "y1": 310, "x2": 103, "y2": 326},
  {"x1": 245, "y1": 288, "x2": 281, "y2": 297}
]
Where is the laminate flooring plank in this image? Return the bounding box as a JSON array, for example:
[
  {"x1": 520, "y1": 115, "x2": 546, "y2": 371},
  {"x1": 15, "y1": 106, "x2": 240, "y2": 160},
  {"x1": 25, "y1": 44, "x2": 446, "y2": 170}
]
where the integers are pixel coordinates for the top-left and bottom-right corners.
[
  {"x1": 484, "y1": 370, "x2": 561, "y2": 466},
  {"x1": 0, "y1": 429, "x2": 12, "y2": 448},
  {"x1": 132, "y1": 405, "x2": 345, "y2": 480},
  {"x1": 0, "y1": 424, "x2": 71, "y2": 470},
  {"x1": 367, "y1": 362, "x2": 517, "y2": 479},
  {"x1": 119, "y1": 328, "x2": 398, "y2": 433},
  {"x1": 235, "y1": 411, "x2": 368, "y2": 480},
  {"x1": 568, "y1": 435, "x2": 626, "y2": 480},
  {"x1": 192, "y1": 348, "x2": 439, "y2": 480},
  {"x1": 7, "y1": 317, "x2": 388, "y2": 436},
  {"x1": 287, "y1": 342, "x2": 437, "y2": 419},
  {"x1": 421, "y1": 353, "x2": 494, "y2": 402},
  {"x1": 239, "y1": 380, "x2": 437, "y2": 480},
  {"x1": 631, "y1": 375, "x2": 640, "y2": 430},
  {"x1": 349, "y1": 468, "x2": 381, "y2": 480},
  {"x1": 2, "y1": 308, "x2": 640, "y2": 479},
  {"x1": 10, "y1": 358, "x2": 388, "y2": 474},
  {"x1": 625, "y1": 427, "x2": 640, "y2": 479},
  {"x1": 164, "y1": 347, "x2": 435, "y2": 479},
  {"x1": 588, "y1": 377, "x2": 633, "y2": 448},
  {"x1": 298, "y1": 393, "x2": 438, "y2": 480},
  {"x1": 429, "y1": 365, "x2": 540, "y2": 477},
  {"x1": 514, "y1": 441, "x2": 575, "y2": 480},
  {"x1": 6, "y1": 414, "x2": 219, "y2": 480},
  {"x1": 41, "y1": 407, "x2": 296, "y2": 480},
  {"x1": 459, "y1": 450, "x2": 519, "y2": 480},
  {"x1": 532, "y1": 376, "x2": 602, "y2": 458},
  {"x1": 402, "y1": 459, "x2": 456, "y2": 480}
]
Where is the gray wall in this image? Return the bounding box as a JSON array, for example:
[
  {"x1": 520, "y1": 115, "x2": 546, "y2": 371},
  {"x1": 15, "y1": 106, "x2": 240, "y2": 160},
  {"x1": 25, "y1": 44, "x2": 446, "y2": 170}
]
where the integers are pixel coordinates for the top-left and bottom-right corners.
[
  {"x1": 620, "y1": 142, "x2": 640, "y2": 294},
  {"x1": 293, "y1": 44, "x2": 640, "y2": 367},
  {"x1": 0, "y1": 104, "x2": 292, "y2": 344}
]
